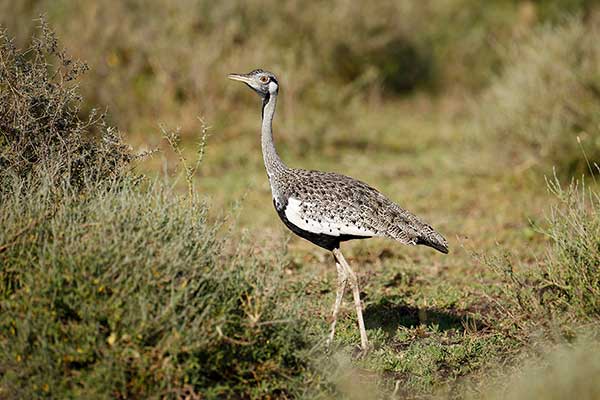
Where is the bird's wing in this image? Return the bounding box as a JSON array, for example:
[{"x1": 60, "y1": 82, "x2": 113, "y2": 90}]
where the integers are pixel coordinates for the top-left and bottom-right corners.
[
  {"x1": 280, "y1": 169, "x2": 388, "y2": 238},
  {"x1": 284, "y1": 196, "x2": 377, "y2": 237},
  {"x1": 279, "y1": 169, "x2": 448, "y2": 253}
]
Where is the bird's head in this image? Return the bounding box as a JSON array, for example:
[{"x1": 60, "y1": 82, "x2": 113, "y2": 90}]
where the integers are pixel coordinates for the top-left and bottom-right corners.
[{"x1": 228, "y1": 69, "x2": 278, "y2": 98}]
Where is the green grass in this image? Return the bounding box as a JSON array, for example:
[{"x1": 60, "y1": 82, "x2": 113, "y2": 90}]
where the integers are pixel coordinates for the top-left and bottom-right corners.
[
  {"x1": 474, "y1": 17, "x2": 600, "y2": 175},
  {"x1": 0, "y1": 177, "x2": 318, "y2": 399},
  {"x1": 2, "y1": 11, "x2": 600, "y2": 400},
  {"x1": 483, "y1": 335, "x2": 600, "y2": 400}
]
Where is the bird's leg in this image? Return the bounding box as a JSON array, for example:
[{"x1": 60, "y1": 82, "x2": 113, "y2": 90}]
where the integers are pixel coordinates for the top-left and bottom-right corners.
[
  {"x1": 332, "y1": 248, "x2": 369, "y2": 351},
  {"x1": 327, "y1": 260, "x2": 347, "y2": 349}
]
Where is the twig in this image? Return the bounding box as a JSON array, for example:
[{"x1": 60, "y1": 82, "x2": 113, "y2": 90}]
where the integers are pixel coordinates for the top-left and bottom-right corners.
[
  {"x1": 0, "y1": 208, "x2": 56, "y2": 254},
  {"x1": 215, "y1": 326, "x2": 254, "y2": 346},
  {"x1": 254, "y1": 319, "x2": 293, "y2": 327},
  {"x1": 391, "y1": 380, "x2": 401, "y2": 399},
  {"x1": 161, "y1": 118, "x2": 211, "y2": 203}
]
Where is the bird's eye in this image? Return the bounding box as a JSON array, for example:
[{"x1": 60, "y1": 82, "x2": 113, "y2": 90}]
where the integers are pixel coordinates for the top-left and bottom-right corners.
[{"x1": 259, "y1": 76, "x2": 269, "y2": 83}]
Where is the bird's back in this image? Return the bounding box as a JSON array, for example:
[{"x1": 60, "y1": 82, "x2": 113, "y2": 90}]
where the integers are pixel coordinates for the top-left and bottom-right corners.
[{"x1": 271, "y1": 168, "x2": 448, "y2": 253}]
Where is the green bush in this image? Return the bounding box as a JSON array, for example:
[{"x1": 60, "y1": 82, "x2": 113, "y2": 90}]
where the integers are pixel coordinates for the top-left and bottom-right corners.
[
  {"x1": 0, "y1": 21, "x2": 132, "y2": 192},
  {"x1": 488, "y1": 176, "x2": 600, "y2": 337},
  {"x1": 0, "y1": 24, "x2": 313, "y2": 399},
  {"x1": 0, "y1": 178, "x2": 312, "y2": 399},
  {"x1": 474, "y1": 17, "x2": 600, "y2": 174}
]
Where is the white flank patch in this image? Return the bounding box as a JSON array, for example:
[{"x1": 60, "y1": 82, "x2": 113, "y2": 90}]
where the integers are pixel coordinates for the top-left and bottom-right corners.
[{"x1": 285, "y1": 197, "x2": 376, "y2": 237}]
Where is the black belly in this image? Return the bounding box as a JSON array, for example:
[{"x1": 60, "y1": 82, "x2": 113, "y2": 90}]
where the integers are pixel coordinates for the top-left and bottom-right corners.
[{"x1": 274, "y1": 199, "x2": 369, "y2": 251}]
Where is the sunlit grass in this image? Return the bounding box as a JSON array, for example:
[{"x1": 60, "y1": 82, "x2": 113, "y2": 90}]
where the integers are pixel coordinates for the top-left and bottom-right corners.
[{"x1": 2, "y1": 7, "x2": 600, "y2": 399}]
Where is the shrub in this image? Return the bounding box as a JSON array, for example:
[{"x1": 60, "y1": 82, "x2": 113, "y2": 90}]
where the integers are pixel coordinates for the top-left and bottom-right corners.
[
  {"x1": 534, "y1": 0, "x2": 598, "y2": 21},
  {"x1": 488, "y1": 175, "x2": 600, "y2": 337},
  {"x1": 540, "y1": 177, "x2": 600, "y2": 320},
  {"x1": 0, "y1": 21, "x2": 132, "y2": 192},
  {"x1": 474, "y1": 17, "x2": 600, "y2": 174},
  {"x1": 331, "y1": 37, "x2": 435, "y2": 94},
  {"x1": 0, "y1": 178, "x2": 311, "y2": 399},
  {"x1": 7, "y1": 1, "x2": 593, "y2": 139},
  {"x1": 0, "y1": 23, "x2": 313, "y2": 399}
]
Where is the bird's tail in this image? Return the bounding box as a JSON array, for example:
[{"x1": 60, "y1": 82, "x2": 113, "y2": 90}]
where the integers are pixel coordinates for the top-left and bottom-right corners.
[{"x1": 416, "y1": 230, "x2": 449, "y2": 254}]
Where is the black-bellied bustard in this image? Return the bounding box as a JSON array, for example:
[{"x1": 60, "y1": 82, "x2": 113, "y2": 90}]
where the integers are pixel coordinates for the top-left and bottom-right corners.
[{"x1": 229, "y1": 69, "x2": 448, "y2": 351}]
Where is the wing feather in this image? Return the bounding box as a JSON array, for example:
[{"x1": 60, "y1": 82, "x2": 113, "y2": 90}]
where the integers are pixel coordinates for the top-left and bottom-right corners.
[{"x1": 284, "y1": 197, "x2": 376, "y2": 237}]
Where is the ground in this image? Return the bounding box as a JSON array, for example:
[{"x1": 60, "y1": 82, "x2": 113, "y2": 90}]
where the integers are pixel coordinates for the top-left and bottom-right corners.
[
  {"x1": 141, "y1": 95, "x2": 567, "y2": 397},
  {"x1": 2, "y1": 4, "x2": 600, "y2": 398}
]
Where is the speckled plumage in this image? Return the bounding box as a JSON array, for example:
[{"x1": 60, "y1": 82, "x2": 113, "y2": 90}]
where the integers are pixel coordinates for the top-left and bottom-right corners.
[
  {"x1": 270, "y1": 167, "x2": 448, "y2": 252},
  {"x1": 229, "y1": 68, "x2": 448, "y2": 351},
  {"x1": 238, "y1": 68, "x2": 448, "y2": 254}
]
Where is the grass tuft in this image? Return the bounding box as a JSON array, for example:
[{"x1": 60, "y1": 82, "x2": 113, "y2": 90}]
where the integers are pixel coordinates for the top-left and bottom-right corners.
[{"x1": 486, "y1": 174, "x2": 600, "y2": 339}]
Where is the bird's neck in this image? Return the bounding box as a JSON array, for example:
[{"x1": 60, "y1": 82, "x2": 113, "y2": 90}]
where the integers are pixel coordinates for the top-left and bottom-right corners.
[{"x1": 261, "y1": 91, "x2": 287, "y2": 180}]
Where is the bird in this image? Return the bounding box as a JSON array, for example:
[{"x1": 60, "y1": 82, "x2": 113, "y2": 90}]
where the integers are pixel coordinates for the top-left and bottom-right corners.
[{"x1": 228, "y1": 69, "x2": 448, "y2": 351}]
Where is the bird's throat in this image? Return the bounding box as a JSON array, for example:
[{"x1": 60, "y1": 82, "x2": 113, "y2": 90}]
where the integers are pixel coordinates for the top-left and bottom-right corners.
[{"x1": 261, "y1": 92, "x2": 270, "y2": 120}]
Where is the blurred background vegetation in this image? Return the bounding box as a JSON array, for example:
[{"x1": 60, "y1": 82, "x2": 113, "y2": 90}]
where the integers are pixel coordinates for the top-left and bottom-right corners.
[
  {"x1": 2, "y1": 1, "x2": 599, "y2": 152},
  {"x1": 3, "y1": 0, "x2": 598, "y2": 219},
  {"x1": 1, "y1": 1, "x2": 600, "y2": 398}
]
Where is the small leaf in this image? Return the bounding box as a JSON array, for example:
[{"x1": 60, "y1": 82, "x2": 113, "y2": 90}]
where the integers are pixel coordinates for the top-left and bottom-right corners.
[{"x1": 107, "y1": 332, "x2": 117, "y2": 346}]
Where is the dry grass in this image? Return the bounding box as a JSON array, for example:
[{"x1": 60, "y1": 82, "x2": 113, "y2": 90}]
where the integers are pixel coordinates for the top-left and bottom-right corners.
[
  {"x1": 0, "y1": 24, "x2": 314, "y2": 399},
  {"x1": 2, "y1": 1, "x2": 593, "y2": 142},
  {"x1": 0, "y1": 21, "x2": 132, "y2": 191},
  {"x1": 474, "y1": 16, "x2": 600, "y2": 175},
  {"x1": 480, "y1": 335, "x2": 600, "y2": 400},
  {"x1": 2, "y1": 5, "x2": 600, "y2": 399}
]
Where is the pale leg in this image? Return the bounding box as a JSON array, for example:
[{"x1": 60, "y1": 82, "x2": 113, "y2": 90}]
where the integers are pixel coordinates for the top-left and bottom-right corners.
[
  {"x1": 333, "y1": 248, "x2": 369, "y2": 351},
  {"x1": 327, "y1": 261, "x2": 347, "y2": 348}
]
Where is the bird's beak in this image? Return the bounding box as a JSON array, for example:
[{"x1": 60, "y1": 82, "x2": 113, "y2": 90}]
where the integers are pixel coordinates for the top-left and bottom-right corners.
[{"x1": 227, "y1": 73, "x2": 252, "y2": 84}]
